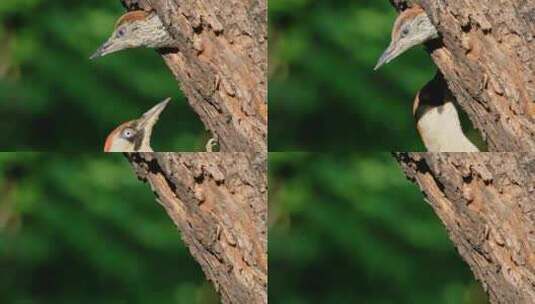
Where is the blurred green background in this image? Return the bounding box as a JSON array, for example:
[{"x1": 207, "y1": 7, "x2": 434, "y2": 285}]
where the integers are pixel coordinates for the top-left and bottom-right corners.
[
  {"x1": 0, "y1": 152, "x2": 490, "y2": 304},
  {"x1": 269, "y1": 0, "x2": 481, "y2": 151},
  {"x1": 269, "y1": 153, "x2": 488, "y2": 304},
  {"x1": 0, "y1": 153, "x2": 217, "y2": 304},
  {"x1": 0, "y1": 1, "x2": 206, "y2": 151}
]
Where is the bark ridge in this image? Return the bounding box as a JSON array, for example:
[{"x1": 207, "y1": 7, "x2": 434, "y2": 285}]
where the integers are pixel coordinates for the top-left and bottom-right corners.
[
  {"x1": 395, "y1": 153, "x2": 535, "y2": 304},
  {"x1": 127, "y1": 152, "x2": 267, "y2": 304}
]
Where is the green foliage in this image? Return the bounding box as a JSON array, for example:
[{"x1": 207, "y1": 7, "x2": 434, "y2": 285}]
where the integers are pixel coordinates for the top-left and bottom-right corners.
[
  {"x1": 0, "y1": 1, "x2": 205, "y2": 151},
  {"x1": 0, "y1": 153, "x2": 217, "y2": 304},
  {"x1": 269, "y1": 0, "x2": 436, "y2": 151},
  {"x1": 269, "y1": 153, "x2": 488, "y2": 304}
]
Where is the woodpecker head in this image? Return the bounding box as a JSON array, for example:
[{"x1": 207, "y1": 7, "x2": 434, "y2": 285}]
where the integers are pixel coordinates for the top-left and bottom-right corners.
[
  {"x1": 374, "y1": 6, "x2": 438, "y2": 70},
  {"x1": 90, "y1": 11, "x2": 175, "y2": 60},
  {"x1": 104, "y1": 98, "x2": 170, "y2": 152}
]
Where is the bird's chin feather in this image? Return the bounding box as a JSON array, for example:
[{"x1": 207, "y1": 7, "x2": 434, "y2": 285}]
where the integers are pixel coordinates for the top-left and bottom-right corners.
[{"x1": 106, "y1": 138, "x2": 134, "y2": 153}]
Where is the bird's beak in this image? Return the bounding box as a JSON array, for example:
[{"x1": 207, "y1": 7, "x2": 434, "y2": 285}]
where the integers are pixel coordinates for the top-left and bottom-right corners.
[
  {"x1": 374, "y1": 42, "x2": 401, "y2": 71},
  {"x1": 90, "y1": 39, "x2": 121, "y2": 60},
  {"x1": 137, "y1": 98, "x2": 171, "y2": 136},
  {"x1": 136, "y1": 98, "x2": 171, "y2": 150}
]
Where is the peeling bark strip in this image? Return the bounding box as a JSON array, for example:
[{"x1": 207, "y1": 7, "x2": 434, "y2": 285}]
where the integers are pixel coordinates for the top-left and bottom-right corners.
[
  {"x1": 126, "y1": 152, "x2": 267, "y2": 304},
  {"x1": 394, "y1": 153, "x2": 535, "y2": 304},
  {"x1": 121, "y1": 0, "x2": 267, "y2": 153},
  {"x1": 390, "y1": 0, "x2": 535, "y2": 151}
]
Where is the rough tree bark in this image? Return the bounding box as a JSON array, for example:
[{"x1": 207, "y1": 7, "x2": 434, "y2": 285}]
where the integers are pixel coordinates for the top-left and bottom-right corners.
[
  {"x1": 121, "y1": 0, "x2": 267, "y2": 153},
  {"x1": 126, "y1": 152, "x2": 267, "y2": 304},
  {"x1": 394, "y1": 153, "x2": 535, "y2": 304},
  {"x1": 390, "y1": 0, "x2": 535, "y2": 151}
]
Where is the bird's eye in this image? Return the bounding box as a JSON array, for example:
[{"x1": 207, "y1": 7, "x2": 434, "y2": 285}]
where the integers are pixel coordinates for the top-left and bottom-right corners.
[
  {"x1": 116, "y1": 28, "x2": 126, "y2": 38},
  {"x1": 401, "y1": 27, "x2": 410, "y2": 37},
  {"x1": 122, "y1": 128, "x2": 135, "y2": 139}
]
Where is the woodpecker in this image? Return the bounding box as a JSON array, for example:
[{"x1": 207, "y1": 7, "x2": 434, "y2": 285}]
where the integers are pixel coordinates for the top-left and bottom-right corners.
[
  {"x1": 90, "y1": 10, "x2": 175, "y2": 60},
  {"x1": 374, "y1": 6, "x2": 438, "y2": 70},
  {"x1": 104, "y1": 98, "x2": 170, "y2": 152},
  {"x1": 375, "y1": 6, "x2": 479, "y2": 152}
]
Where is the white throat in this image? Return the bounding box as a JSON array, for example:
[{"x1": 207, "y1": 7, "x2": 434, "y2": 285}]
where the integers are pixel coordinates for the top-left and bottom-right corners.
[{"x1": 108, "y1": 138, "x2": 153, "y2": 152}]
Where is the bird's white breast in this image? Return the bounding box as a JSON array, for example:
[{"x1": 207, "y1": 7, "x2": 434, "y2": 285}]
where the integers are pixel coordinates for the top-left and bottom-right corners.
[{"x1": 417, "y1": 101, "x2": 479, "y2": 152}]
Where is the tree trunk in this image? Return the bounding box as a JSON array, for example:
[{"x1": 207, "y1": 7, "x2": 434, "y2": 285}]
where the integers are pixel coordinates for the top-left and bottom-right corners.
[
  {"x1": 390, "y1": 0, "x2": 535, "y2": 151},
  {"x1": 394, "y1": 152, "x2": 535, "y2": 304},
  {"x1": 126, "y1": 152, "x2": 267, "y2": 304},
  {"x1": 121, "y1": 0, "x2": 267, "y2": 153}
]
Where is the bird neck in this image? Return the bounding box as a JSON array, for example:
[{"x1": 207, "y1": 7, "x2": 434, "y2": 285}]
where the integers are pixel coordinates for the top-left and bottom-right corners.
[
  {"x1": 413, "y1": 74, "x2": 479, "y2": 152},
  {"x1": 138, "y1": 13, "x2": 175, "y2": 48},
  {"x1": 415, "y1": 100, "x2": 479, "y2": 152},
  {"x1": 135, "y1": 144, "x2": 153, "y2": 152}
]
